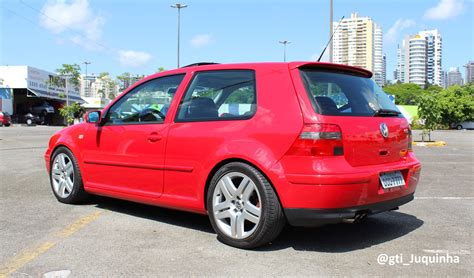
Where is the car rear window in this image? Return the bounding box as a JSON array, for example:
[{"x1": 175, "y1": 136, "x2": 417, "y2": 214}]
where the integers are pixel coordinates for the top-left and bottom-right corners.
[{"x1": 299, "y1": 69, "x2": 400, "y2": 117}]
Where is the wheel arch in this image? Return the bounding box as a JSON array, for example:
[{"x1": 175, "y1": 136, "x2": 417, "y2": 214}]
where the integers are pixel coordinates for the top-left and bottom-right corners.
[
  {"x1": 49, "y1": 143, "x2": 78, "y2": 168},
  {"x1": 203, "y1": 157, "x2": 283, "y2": 212}
]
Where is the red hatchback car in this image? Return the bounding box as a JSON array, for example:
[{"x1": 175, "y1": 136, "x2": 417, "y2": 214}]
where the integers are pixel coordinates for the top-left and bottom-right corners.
[
  {"x1": 0, "y1": 111, "x2": 12, "y2": 127},
  {"x1": 45, "y1": 62, "x2": 421, "y2": 249}
]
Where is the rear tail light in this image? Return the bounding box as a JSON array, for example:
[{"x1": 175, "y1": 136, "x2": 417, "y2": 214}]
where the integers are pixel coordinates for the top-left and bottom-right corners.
[
  {"x1": 407, "y1": 127, "x2": 413, "y2": 151},
  {"x1": 286, "y1": 124, "x2": 343, "y2": 156}
]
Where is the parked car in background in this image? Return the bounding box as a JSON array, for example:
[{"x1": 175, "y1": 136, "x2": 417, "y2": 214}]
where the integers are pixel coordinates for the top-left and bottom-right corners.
[
  {"x1": 32, "y1": 102, "x2": 55, "y2": 115},
  {"x1": 0, "y1": 111, "x2": 12, "y2": 127},
  {"x1": 452, "y1": 121, "x2": 474, "y2": 130},
  {"x1": 24, "y1": 113, "x2": 42, "y2": 126},
  {"x1": 45, "y1": 62, "x2": 422, "y2": 249}
]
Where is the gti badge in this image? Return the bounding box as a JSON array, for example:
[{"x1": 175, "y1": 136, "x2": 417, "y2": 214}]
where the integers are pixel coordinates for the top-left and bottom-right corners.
[{"x1": 380, "y1": 123, "x2": 389, "y2": 138}]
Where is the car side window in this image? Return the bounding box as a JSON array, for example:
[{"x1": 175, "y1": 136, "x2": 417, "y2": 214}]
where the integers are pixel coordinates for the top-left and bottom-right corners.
[
  {"x1": 106, "y1": 74, "x2": 185, "y2": 125},
  {"x1": 176, "y1": 70, "x2": 256, "y2": 122}
]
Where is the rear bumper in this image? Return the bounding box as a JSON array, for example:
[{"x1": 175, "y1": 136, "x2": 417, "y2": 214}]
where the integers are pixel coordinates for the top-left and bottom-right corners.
[{"x1": 285, "y1": 193, "x2": 414, "y2": 226}]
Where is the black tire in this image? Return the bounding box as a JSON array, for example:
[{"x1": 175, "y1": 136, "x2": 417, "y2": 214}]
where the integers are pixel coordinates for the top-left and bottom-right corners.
[
  {"x1": 456, "y1": 125, "x2": 463, "y2": 130},
  {"x1": 26, "y1": 118, "x2": 33, "y2": 126},
  {"x1": 0, "y1": 122, "x2": 3, "y2": 127},
  {"x1": 206, "y1": 162, "x2": 285, "y2": 249},
  {"x1": 5, "y1": 124, "x2": 10, "y2": 127},
  {"x1": 50, "y1": 147, "x2": 89, "y2": 204}
]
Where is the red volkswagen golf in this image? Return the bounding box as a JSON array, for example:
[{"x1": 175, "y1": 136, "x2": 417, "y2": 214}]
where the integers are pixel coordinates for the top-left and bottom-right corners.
[{"x1": 45, "y1": 62, "x2": 421, "y2": 249}]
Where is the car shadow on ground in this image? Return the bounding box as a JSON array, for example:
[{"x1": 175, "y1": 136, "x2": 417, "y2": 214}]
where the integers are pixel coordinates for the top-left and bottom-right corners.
[
  {"x1": 261, "y1": 211, "x2": 424, "y2": 252},
  {"x1": 90, "y1": 196, "x2": 423, "y2": 253}
]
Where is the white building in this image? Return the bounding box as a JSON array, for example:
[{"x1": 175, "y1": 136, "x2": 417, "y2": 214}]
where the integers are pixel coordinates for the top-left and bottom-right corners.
[
  {"x1": 395, "y1": 29, "x2": 443, "y2": 87},
  {"x1": 333, "y1": 13, "x2": 385, "y2": 86},
  {"x1": 79, "y1": 74, "x2": 117, "y2": 109},
  {"x1": 464, "y1": 61, "x2": 474, "y2": 84},
  {"x1": 419, "y1": 30, "x2": 443, "y2": 86}
]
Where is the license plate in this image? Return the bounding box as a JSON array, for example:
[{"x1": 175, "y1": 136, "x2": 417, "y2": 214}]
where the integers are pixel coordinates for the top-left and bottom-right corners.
[{"x1": 380, "y1": 171, "x2": 405, "y2": 189}]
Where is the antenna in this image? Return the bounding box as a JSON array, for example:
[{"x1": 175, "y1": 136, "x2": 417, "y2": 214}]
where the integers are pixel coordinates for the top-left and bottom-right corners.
[{"x1": 317, "y1": 16, "x2": 345, "y2": 62}]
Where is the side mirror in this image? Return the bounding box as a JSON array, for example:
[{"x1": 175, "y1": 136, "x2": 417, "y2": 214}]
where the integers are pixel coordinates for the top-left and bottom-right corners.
[{"x1": 86, "y1": 111, "x2": 101, "y2": 124}]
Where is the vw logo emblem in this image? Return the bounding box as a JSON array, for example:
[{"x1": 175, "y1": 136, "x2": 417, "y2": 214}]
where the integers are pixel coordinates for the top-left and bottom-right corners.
[{"x1": 380, "y1": 123, "x2": 389, "y2": 138}]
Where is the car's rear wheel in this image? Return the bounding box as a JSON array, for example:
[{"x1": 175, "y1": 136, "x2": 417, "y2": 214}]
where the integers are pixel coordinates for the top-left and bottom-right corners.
[
  {"x1": 456, "y1": 125, "x2": 463, "y2": 130},
  {"x1": 207, "y1": 162, "x2": 285, "y2": 249},
  {"x1": 26, "y1": 118, "x2": 33, "y2": 126},
  {"x1": 50, "y1": 147, "x2": 88, "y2": 204}
]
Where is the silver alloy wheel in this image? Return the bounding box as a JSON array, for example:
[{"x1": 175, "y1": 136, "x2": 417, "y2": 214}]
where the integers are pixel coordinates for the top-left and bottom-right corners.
[
  {"x1": 212, "y1": 172, "x2": 262, "y2": 239},
  {"x1": 51, "y1": 153, "x2": 75, "y2": 198}
]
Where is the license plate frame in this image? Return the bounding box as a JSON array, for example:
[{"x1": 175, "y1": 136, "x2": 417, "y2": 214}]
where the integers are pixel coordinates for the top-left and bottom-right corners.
[{"x1": 379, "y1": 171, "x2": 405, "y2": 189}]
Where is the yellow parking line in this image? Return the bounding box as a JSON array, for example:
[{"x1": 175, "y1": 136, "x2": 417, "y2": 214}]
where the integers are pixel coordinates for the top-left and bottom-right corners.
[
  {"x1": 56, "y1": 211, "x2": 103, "y2": 238},
  {"x1": 0, "y1": 211, "x2": 103, "y2": 278},
  {"x1": 0, "y1": 242, "x2": 55, "y2": 278}
]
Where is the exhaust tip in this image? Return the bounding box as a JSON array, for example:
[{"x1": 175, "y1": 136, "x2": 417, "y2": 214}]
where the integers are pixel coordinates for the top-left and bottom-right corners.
[{"x1": 342, "y1": 212, "x2": 368, "y2": 224}]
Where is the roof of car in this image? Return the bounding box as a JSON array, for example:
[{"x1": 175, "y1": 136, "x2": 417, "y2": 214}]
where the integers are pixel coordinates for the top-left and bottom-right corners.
[{"x1": 131, "y1": 62, "x2": 373, "y2": 92}]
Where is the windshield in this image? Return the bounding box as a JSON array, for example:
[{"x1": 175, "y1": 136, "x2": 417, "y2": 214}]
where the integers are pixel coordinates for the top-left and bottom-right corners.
[{"x1": 299, "y1": 69, "x2": 400, "y2": 117}]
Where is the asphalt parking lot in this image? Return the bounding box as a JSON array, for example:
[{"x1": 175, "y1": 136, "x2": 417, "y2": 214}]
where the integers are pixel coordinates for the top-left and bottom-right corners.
[{"x1": 0, "y1": 126, "x2": 472, "y2": 277}]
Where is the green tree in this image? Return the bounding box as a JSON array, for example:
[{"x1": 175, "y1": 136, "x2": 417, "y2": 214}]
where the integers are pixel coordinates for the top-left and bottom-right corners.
[
  {"x1": 382, "y1": 83, "x2": 424, "y2": 105},
  {"x1": 437, "y1": 84, "x2": 474, "y2": 126},
  {"x1": 156, "y1": 67, "x2": 166, "y2": 73},
  {"x1": 117, "y1": 72, "x2": 132, "y2": 90},
  {"x1": 59, "y1": 102, "x2": 85, "y2": 125},
  {"x1": 55, "y1": 64, "x2": 81, "y2": 89},
  {"x1": 418, "y1": 94, "x2": 442, "y2": 141}
]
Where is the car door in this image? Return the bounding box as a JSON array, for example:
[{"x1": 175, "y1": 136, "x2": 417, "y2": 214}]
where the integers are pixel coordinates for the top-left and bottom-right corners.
[
  {"x1": 81, "y1": 74, "x2": 186, "y2": 200},
  {"x1": 164, "y1": 70, "x2": 257, "y2": 208}
]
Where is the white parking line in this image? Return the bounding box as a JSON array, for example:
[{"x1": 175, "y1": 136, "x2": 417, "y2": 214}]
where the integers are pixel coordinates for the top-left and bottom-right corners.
[
  {"x1": 415, "y1": 197, "x2": 474, "y2": 200},
  {"x1": 423, "y1": 249, "x2": 471, "y2": 255}
]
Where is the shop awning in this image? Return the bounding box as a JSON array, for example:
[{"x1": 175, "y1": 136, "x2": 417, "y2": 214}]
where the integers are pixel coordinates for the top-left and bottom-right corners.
[{"x1": 27, "y1": 88, "x2": 86, "y2": 104}]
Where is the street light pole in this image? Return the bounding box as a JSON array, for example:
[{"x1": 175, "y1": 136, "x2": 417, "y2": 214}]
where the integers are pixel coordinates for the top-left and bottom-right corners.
[
  {"x1": 83, "y1": 61, "x2": 91, "y2": 97},
  {"x1": 171, "y1": 3, "x2": 187, "y2": 68},
  {"x1": 279, "y1": 40, "x2": 291, "y2": 62}
]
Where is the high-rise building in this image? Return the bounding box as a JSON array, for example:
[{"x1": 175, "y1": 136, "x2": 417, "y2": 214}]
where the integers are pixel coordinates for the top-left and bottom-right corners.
[
  {"x1": 382, "y1": 54, "x2": 387, "y2": 85},
  {"x1": 419, "y1": 30, "x2": 443, "y2": 86},
  {"x1": 333, "y1": 13, "x2": 385, "y2": 86},
  {"x1": 447, "y1": 67, "x2": 463, "y2": 87},
  {"x1": 464, "y1": 61, "x2": 474, "y2": 83},
  {"x1": 407, "y1": 35, "x2": 427, "y2": 86},
  {"x1": 395, "y1": 29, "x2": 443, "y2": 87}
]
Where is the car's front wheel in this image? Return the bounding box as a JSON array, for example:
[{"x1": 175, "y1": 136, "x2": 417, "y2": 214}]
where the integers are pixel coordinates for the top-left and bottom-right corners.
[
  {"x1": 207, "y1": 162, "x2": 285, "y2": 249},
  {"x1": 50, "y1": 147, "x2": 89, "y2": 204},
  {"x1": 456, "y1": 125, "x2": 463, "y2": 130}
]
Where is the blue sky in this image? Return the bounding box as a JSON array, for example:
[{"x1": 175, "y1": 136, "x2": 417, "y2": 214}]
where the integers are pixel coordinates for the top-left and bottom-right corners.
[{"x1": 1, "y1": 0, "x2": 473, "y2": 80}]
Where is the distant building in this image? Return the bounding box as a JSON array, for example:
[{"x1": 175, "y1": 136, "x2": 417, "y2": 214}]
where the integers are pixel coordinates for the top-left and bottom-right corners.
[
  {"x1": 447, "y1": 67, "x2": 463, "y2": 87},
  {"x1": 441, "y1": 70, "x2": 447, "y2": 89},
  {"x1": 395, "y1": 29, "x2": 443, "y2": 87},
  {"x1": 0, "y1": 65, "x2": 84, "y2": 124},
  {"x1": 464, "y1": 61, "x2": 474, "y2": 83},
  {"x1": 333, "y1": 13, "x2": 385, "y2": 86},
  {"x1": 382, "y1": 54, "x2": 387, "y2": 86},
  {"x1": 79, "y1": 74, "x2": 117, "y2": 109}
]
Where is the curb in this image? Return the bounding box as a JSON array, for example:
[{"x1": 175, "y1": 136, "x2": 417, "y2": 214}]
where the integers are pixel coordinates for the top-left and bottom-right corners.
[{"x1": 413, "y1": 141, "x2": 447, "y2": 147}]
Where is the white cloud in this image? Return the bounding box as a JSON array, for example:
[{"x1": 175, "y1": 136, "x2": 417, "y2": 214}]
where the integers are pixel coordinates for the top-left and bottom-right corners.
[
  {"x1": 117, "y1": 50, "x2": 152, "y2": 67},
  {"x1": 384, "y1": 19, "x2": 416, "y2": 44},
  {"x1": 190, "y1": 34, "x2": 212, "y2": 48},
  {"x1": 424, "y1": 0, "x2": 465, "y2": 20},
  {"x1": 39, "y1": 0, "x2": 105, "y2": 50}
]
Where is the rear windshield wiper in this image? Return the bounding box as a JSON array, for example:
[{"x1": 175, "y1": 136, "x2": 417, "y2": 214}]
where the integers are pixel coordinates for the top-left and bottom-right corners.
[{"x1": 373, "y1": 109, "x2": 401, "y2": 117}]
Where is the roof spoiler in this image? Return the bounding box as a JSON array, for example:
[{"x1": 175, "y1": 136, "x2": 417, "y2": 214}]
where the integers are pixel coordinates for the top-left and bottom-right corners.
[{"x1": 289, "y1": 62, "x2": 373, "y2": 78}]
